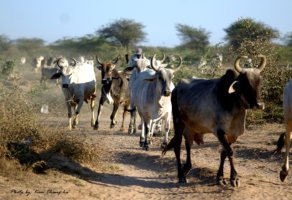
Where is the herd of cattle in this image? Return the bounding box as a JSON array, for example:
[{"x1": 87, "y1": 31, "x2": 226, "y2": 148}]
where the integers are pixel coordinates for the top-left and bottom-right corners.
[{"x1": 28, "y1": 53, "x2": 291, "y2": 187}]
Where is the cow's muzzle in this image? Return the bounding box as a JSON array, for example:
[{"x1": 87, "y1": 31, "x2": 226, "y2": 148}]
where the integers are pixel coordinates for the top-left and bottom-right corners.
[{"x1": 62, "y1": 84, "x2": 69, "y2": 88}]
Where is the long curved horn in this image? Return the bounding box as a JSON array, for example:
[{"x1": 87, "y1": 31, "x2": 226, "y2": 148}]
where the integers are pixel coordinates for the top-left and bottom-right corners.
[
  {"x1": 56, "y1": 58, "x2": 63, "y2": 69},
  {"x1": 173, "y1": 56, "x2": 183, "y2": 73},
  {"x1": 160, "y1": 53, "x2": 166, "y2": 63},
  {"x1": 150, "y1": 54, "x2": 159, "y2": 72},
  {"x1": 234, "y1": 56, "x2": 248, "y2": 73},
  {"x1": 96, "y1": 56, "x2": 102, "y2": 65},
  {"x1": 71, "y1": 58, "x2": 77, "y2": 66},
  {"x1": 112, "y1": 56, "x2": 119, "y2": 64},
  {"x1": 257, "y1": 54, "x2": 266, "y2": 72}
]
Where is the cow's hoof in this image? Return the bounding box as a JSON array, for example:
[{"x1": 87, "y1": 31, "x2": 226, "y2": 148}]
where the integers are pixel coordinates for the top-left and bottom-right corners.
[
  {"x1": 160, "y1": 142, "x2": 167, "y2": 150},
  {"x1": 93, "y1": 124, "x2": 99, "y2": 130},
  {"x1": 178, "y1": 177, "x2": 187, "y2": 183},
  {"x1": 143, "y1": 143, "x2": 149, "y2": 151},
  {"x1": 217, "y1": 177, "x2": 227, "y2": 186},
  {"x1": 128, "y1": 128, "x2": 136, "y2": 135},
  {"x1": 143, "y1": 146, "x2": 149, "y2": 151},
  {"x1": 280, "y1": 170, "x2": 288, "y2": 182},
  {"x1": 230, "y1": 178, "x2": 240, "y2": 187},
  {"x1": 139, "y1": 141, "x2": 144, "y2": 147},
  {"x1": 110, "y1": 124, "x2": 115, "y2": 128}
]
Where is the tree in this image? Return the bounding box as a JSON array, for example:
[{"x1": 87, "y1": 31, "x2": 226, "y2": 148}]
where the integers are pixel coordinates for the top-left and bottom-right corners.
[
  {"x1": 0, "y1": 35, "x2": 12, "y2": 51},
  {"x1": 176, "y1": 24, "x2": 210, "y2": 53},
  {"x1": 97, "y1": 19, "x2": 147, "y2": 50},
  {"x1": 224, "y1": 18, "x2": 279, "y2": 50},
  {"x1": 283, "y1": 32, "x2": 292, "y2": 47}
]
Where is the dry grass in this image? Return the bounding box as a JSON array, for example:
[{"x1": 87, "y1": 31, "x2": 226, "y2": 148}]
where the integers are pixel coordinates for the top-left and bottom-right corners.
[{"x1": 0, "y1": 81, "x2": 102, "y2": 177}]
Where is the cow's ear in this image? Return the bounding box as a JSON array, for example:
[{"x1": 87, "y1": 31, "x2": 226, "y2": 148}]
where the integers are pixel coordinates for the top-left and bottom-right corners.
[
  {"x1": 228, "y1": 81, "x2": 239, "y2": 94},
  {"x1": 124, "y1": 66, "x2": 135, "y2": 72},
  {"x1": 50, "y1": 72, "x2": 62, "y2": 79}
]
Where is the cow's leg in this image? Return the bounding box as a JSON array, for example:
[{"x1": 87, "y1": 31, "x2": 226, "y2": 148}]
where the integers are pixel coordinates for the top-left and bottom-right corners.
[
  {"x1": 143, "y1": 121, "x2": 150, "y2": 151},
  {"x1": 174, "y1": 127, "x2": 185, "y2": 183},
  {"x1": 110, "y1": 102, "x2": 119, "y2": 128},
  {"x1": 128, "y1": 105, "x2": 137, "y2": 135},
  {"x1": 120, "y1": 105, "x2": 128, "y2": 131},
  {"x1": 94, "y1": 97, "x2": 106, "y2": 130},
  {"x1": 182, "y1": 129, "x2": 193, "y2": 175},
  {"x1": 73, "y1": 100, "x2": 83, "y2": 128},
  {"x1": 90, "y1": 98, "x2": 96, "y2": 127},
  {"x1": 161, "y1": 116, "x2": 171, "y2": 149},
  {"x1": 65, "y1": 101, "x2": 73, "y2": 130},
  {"x1": 280, "y1": 122, "x2": 292, "y2": 182},
  {"x1": 217, "y1": 129, "x2": 239, "y2": 187},
  {"x1": 217, "y1": 150, "x2": 227, "y2": 185},
  {"x1": 139, "y1": 118, "x2": 145, "y2": 147}
]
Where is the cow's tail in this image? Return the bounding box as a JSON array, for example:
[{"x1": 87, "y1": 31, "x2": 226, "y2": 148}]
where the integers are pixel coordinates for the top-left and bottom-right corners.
[
  {"x1": 162, "y1": 87, "x2": 182, "y2": 155},
  {"x1": 162, "y1": 134, "x2": 178, "y2": 155}
]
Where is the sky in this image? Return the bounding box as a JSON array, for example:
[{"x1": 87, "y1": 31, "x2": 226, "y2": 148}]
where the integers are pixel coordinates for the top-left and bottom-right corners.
[{"x1": 1, "y1": 0, "x2": 292, "y2": 47}]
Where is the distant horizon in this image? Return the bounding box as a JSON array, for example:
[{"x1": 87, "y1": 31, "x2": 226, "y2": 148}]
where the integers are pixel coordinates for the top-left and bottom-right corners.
[{"x1": 1, "y1": 0, "x2": 291, "y2": 47}]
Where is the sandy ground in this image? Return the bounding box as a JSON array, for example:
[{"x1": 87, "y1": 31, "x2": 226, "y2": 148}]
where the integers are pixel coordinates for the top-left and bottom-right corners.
[{"x1": 1, "y1": 104, "x2": 292, "y2": 200}]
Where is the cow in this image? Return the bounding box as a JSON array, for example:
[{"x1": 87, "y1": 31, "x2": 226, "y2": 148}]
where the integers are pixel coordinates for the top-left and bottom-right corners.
[
  {"x1": 93, "y1": 56, "x2": 131, "y2": 131},
  {"x1": 32, "y1": 56, "x2": 45, "y2": 72},
  {"x1": 162, "y1": 55, "x2": 266, "y2": 187},
  {"x1": 130, "y1": 54, "x2": 182, "y2": 150},
  {"x1": 20, "y1": 57, "x2": 26, "y2": 65},
  {"x1": 279, "y1": 80, "x2": 292, "y2": 182},
  {"x1": 126, "y1": 54, "x2": 167, "y2": 135},
  {"x1": 50, "y1": 58, "x2": 97, "y2": 130}
]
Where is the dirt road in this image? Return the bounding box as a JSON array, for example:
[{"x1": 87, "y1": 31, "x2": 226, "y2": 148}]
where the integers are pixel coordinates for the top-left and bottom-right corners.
[{"x1": 1, "y1": 108, "x2": 292, "y2": 200}]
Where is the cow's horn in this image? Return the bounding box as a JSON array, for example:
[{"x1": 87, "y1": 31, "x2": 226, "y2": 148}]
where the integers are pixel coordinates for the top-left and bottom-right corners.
[
  {"x1": 173, "y1": 56, "x2": 183, "y2": 73},
  {"x1": 71, "y1": 58, "x2": 77, "y2": 66},
  {"x1": 150, "y1": 54, "x2": 159, "y2": 72},
  {"x1": 161, "y1": 53, "x2": 166, "y2": 63},
  {"x1": 234, "y1": 56, "x2": 248, "y2": 73},
  {"x1": 257, "y1": 54, "x2": 266, "y2": 72},
  {"x1": 96, "y1": 56, "x2": 102, "y2": 65},
  {"x1": 56, "y1": 58, "x2": 63, "y2": 69},
  {"x1": 112, "y1": 56, "x2": 119, "y2": 64}
]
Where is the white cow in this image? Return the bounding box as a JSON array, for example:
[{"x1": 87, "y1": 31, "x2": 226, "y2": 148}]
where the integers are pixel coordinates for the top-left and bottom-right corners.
[
  {"x1": 20, "y1": 57, "x2": 26, "y2": 65},
  {"x1": 130, "y1": 54, "x2": 182, "y2": 150},
  {"x1": 280, "y1": 80, "x2": 292, "y2": 182},
  {"x1": 50, "y1": 58, "x2": 96, "y2": 130},
  {"x1": 32, "y1": 56, "x2": 45, "y2": 72}
]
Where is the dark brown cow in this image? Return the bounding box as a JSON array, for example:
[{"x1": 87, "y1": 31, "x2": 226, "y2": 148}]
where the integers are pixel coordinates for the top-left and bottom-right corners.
[
  {"x1": 163, "y1": 55, "x2": 266, "y2": 187},
  {"x1": 94, "y1": 56, "x2": 131, "y2": 131}
]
